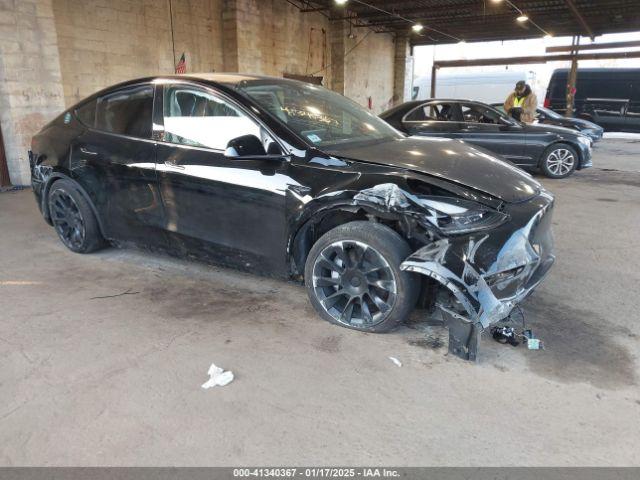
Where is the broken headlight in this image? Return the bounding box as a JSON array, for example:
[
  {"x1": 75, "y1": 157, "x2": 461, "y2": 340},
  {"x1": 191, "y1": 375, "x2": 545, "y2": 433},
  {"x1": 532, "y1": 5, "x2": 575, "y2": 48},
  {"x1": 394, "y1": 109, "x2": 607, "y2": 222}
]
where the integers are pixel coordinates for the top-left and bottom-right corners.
[{"x1": 417, "y1": 196, "x2": 508, "y2": 234}]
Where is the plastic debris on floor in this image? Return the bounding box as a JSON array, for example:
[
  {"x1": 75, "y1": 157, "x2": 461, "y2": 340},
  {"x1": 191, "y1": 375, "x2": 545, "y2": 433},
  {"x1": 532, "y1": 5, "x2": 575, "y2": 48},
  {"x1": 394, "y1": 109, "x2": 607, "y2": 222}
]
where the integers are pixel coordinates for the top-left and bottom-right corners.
[
  {"x1": 201, "y1": 363, "x2": 234, "y2": 389},
  {"x1": 388, "y1": 356, "x2": 402, "y2": 367}
]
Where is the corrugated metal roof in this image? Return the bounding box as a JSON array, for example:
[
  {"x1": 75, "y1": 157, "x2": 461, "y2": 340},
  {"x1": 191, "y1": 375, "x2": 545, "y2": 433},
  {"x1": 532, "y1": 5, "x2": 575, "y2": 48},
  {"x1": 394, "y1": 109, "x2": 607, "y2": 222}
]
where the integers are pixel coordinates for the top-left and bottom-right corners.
[{"x1": 300, "y1": 0, "x2": 640, "y2": 44}]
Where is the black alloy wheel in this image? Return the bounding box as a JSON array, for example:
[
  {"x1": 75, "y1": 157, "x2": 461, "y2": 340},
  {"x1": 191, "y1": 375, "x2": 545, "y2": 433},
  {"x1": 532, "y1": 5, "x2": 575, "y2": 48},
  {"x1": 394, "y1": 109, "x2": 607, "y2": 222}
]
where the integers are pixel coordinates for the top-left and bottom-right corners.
[
  {"x1": 50, "y1": 188, "x2": 86, "y2": 251},
  {"x1": 47, "y1": 179, "x2": 105, "y2": 253},
  {"x1": 305, "y1": 221, "x2": 419, "y2": 333},
  {"x1": 311, "y1": 239, "x2": 397, "y2": 328}
]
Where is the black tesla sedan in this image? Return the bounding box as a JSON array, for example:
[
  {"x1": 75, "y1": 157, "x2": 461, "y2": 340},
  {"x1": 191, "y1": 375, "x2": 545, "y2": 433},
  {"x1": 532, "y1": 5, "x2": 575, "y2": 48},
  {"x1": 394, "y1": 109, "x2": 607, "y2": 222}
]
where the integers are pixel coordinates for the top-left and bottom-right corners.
[
  {"x1": 380, "y1": 99, "x2": 593, "y2": 178},
  {"x1": 30, "y1": 74, "x2": 555, "y2": 360},
  {"x1": 491, "y1": 103, "x2": 604, "y2": 143}
]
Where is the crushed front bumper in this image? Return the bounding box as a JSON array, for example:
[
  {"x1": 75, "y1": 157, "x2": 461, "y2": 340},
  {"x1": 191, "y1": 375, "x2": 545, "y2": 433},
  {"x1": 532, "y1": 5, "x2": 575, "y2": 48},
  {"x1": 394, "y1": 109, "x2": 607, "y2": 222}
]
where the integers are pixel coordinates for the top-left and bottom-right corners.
[{"x1": 400, "y1": 191, "x2": 555, "y2": 360}]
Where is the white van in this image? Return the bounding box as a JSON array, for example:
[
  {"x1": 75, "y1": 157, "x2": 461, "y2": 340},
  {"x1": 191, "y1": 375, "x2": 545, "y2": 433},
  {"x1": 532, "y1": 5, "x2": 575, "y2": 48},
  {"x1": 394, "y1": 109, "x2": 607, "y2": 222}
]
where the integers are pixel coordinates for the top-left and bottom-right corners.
[{"x1": 413, "y1": 70, "x2": 538, "y2": 104}]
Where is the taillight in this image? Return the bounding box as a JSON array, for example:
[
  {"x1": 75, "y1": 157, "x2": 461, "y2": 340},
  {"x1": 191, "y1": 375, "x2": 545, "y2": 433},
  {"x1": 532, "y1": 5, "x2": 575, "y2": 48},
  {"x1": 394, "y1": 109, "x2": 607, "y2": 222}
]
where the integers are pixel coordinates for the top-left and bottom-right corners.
[{"x1": 543, "y1": 97, "x2": 551, "y2": 108}]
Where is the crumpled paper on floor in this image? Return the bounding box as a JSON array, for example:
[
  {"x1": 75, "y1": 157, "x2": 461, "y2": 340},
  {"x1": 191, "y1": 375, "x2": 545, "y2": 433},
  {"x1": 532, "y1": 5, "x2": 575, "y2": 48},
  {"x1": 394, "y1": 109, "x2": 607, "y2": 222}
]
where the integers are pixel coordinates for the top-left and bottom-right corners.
[{"x1": 201, "y1": 363, "x2": 234, "y2": 389}]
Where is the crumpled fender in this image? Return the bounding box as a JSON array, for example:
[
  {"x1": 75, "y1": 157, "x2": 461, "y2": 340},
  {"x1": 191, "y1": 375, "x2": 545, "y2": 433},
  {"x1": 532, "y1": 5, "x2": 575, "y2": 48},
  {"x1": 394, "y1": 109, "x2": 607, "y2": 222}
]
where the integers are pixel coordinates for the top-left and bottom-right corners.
[
  {"x1": 400, "y1": 237, "x2": 515, "y2": 328},
  {"x1": 400, "y1": 200, "x2": 554, "y2": 330}
]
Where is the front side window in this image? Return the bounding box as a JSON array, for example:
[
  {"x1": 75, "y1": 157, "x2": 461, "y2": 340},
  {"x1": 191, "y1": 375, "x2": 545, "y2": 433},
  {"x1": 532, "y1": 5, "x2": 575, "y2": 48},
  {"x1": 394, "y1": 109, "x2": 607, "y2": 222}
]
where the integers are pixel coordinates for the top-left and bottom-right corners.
[
  {"x1": 407, "y1": 102, "x2": 458, "y2": 122},
  {"x1": 163, "y1": 85, "x2": 261, "y2": 150},
  {"x1": 95, "y1": 85, "x2": 153, "y2": 138},
  {"x1": 461, "y1": 104, "x2": 502, "y2": 124},
  {"x1": 239, "y1": 79, "x2": 402, "y2": 148}
]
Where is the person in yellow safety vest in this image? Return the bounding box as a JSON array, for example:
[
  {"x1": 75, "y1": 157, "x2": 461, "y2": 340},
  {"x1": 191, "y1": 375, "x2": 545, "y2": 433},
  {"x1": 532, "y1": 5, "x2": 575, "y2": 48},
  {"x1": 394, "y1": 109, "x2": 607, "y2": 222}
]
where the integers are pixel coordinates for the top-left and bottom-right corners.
[{"x1": 504, "y1": 80, "x2": 538, "y2": 124}]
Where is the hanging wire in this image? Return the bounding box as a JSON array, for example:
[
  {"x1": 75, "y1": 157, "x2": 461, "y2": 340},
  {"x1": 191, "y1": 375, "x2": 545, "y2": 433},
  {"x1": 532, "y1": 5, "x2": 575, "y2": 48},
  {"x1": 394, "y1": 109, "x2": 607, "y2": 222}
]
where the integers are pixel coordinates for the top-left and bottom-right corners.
[
  {"x1": 505, "y1": 0, "x2": 552, "y2": 37},
  {"x1": 349, "y1": 0, "x2": 462, "y2": 42}
]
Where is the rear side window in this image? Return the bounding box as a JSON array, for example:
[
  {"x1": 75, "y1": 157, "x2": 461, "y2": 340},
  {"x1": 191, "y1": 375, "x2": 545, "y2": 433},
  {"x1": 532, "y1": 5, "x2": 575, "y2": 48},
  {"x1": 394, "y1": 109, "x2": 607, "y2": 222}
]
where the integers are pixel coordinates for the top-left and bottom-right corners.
[
  {"x1": 75, "y1": 99, "x2": 97, "y2": 127},
  {"x1": 405, "y1": 105, "x2": 435, "y2": 121},
  {"x1": 95, "y1": 85, "x2": 154, "y2": 138}
]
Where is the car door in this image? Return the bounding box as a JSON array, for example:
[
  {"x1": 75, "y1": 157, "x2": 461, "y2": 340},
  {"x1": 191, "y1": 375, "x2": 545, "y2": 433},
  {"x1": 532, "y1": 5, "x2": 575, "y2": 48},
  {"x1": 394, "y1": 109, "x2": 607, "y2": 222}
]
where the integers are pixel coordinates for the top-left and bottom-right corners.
[
  {"x1": 72, "y1": 83, "x2": 166, "y2": 245},
  {"x1": 400, "y1": 101, "x2": 465, "y2": 138},
  {"x1": 458, "y1": 102, "x2": 527, "y2": 163},
  {"x1": 155, "y1": 82, "x2": 291, "y2": 275}
]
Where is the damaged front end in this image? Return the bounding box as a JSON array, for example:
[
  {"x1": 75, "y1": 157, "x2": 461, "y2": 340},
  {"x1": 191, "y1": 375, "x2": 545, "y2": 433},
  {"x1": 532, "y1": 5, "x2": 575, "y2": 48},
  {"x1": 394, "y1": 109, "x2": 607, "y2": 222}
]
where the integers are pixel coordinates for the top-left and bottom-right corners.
[{"x1": 353, "y1": 183, "x2": 555, "y2": 361}]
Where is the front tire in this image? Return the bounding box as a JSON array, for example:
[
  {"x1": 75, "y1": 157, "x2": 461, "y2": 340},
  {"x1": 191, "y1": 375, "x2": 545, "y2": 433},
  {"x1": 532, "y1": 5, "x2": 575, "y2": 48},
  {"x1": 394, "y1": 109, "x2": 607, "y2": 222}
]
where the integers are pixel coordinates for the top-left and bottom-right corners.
[
  {"x1": 540, "y1": 143, "x2": 578, "y2": 178},
  {"x1": 48, "y1": 179, "x2": 105, "y2": 253},
  {"x1": 304, "y1": 221, "x2": 419, "y2": 333}
]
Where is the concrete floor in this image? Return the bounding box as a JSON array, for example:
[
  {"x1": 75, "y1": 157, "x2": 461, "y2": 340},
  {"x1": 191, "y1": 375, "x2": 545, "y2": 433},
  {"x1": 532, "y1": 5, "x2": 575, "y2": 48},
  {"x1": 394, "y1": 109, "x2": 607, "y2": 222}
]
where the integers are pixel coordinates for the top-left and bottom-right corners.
[{"x1": 1, "y1": 138, "x2": 639, "y2": 466}]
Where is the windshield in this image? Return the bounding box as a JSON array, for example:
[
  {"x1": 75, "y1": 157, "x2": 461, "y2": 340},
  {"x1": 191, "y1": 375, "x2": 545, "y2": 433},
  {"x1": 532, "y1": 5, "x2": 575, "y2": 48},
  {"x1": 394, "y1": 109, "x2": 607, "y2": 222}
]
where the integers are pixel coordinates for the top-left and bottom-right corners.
[{"x1": 238, "y1": 79, "x2": 403, "y2": 148}]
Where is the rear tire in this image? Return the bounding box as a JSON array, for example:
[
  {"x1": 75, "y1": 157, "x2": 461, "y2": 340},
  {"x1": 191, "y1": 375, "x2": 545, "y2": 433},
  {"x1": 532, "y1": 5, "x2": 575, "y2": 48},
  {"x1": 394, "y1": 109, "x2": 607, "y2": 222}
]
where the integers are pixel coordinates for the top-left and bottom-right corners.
[
  {"x1": 48, "y1": 179, "x2": 105, "y2": 253},
  {"x1": 540, "y1": 143, "x2": 578, "y2": 178},
  {"x1": 304, "y1": 221, "x2": 419, "y2": 333}
]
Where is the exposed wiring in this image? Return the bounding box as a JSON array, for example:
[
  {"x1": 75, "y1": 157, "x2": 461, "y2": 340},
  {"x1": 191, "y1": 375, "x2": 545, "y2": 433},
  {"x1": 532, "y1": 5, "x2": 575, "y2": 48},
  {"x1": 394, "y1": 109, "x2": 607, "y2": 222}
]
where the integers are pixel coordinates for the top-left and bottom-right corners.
[
  {"x1": 168, "y1": 0, "x2": 177, "y2": 70},
  {"x1": 349, "y1": 0, "x2": 462, "y2": 42}
]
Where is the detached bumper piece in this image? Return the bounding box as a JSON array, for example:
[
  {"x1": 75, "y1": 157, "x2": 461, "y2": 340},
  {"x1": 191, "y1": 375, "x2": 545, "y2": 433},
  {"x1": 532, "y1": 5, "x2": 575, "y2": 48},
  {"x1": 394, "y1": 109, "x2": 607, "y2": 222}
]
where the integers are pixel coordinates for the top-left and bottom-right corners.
[{"x1": 401, "y1": 192, "x2": 555, "y2": 361}]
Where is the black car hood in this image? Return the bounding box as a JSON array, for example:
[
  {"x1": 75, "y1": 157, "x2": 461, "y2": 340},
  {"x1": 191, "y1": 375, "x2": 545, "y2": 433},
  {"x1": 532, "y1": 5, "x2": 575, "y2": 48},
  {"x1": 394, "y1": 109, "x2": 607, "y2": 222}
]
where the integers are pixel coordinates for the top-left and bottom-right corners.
[
  {"x1": 571, "y1": 118, "x2": 601, "y2": 130},
  {"x1": 547, "y1": 117, "x2": 579, "y2": 129},
  {"x1": 521, "y1": 122, "x2": 581, "y2": 137},
  {"x1": 547, "y1": 117, "x2": 600, "y2": 130},
  {"x1": 325, "y1": 137, "x2": 541, "y2": 203}
]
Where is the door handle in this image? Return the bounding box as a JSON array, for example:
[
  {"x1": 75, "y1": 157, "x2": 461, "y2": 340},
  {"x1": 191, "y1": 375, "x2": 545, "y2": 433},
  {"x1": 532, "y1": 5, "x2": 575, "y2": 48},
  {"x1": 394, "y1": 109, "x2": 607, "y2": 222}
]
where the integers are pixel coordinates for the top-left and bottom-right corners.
[{"x1": 79, "y1": 147, "x2": 98, "y2": 156}]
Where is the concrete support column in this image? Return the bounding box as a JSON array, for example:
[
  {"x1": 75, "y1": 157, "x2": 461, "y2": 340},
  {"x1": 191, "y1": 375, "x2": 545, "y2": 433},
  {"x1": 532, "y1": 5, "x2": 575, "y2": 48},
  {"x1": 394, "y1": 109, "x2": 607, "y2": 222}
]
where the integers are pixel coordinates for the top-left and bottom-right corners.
[
  {"x1": 221, "y1": 0, "x2": 240, "y2": 72},
  {"x1": 328, "y1": 21, "x2": 345, "y2": 95},
  {"x1": 0, "y1": 0, "x2": 65, "y2": 186},
  {"x1": 392, "y1": 32, "x2": 413, "y2": 106}
]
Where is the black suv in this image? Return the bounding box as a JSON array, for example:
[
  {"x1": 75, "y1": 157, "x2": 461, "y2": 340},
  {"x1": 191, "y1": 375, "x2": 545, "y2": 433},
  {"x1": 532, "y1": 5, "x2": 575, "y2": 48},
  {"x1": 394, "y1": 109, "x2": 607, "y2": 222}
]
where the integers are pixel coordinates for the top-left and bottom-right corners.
[
  {"x1": 545, "y1": 68, "x2": 640, "y2": 132},
  {"x1": 29, "y1": 74, "x2": 555, "y2": 360}
]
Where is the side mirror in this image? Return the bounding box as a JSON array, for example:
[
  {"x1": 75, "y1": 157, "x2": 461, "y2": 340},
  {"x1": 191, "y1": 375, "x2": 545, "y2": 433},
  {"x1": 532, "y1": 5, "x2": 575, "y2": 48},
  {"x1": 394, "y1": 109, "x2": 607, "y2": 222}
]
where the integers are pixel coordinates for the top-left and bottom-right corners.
[
  {"x1": 224, "y1": 134, "x2": 285, "y2": 160},
  {"x1": 225, "y1": 134, "x2": 267, "y2": 158}
]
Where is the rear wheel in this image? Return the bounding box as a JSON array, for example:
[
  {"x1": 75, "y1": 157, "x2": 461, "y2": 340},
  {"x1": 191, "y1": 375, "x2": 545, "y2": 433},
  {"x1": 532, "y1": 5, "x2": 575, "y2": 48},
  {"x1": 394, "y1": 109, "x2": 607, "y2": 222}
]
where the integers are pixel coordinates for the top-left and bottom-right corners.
[
  {"x1": 541, "y1": 143, "x2": 578, "y2": 178},
  {"x1": 48, "y1": 179, "x2": 105, "y2": 253},
  {"x1": 304, "y1": 221, "x2": 419, "y2": 333}
]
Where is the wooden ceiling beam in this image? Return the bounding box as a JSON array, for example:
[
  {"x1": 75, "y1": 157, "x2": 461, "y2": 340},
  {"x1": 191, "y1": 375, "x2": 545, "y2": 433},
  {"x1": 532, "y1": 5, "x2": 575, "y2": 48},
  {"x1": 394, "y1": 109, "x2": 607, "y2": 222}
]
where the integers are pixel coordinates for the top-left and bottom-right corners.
[{"x1": 564, "y1": 0, "x2": 595, "y2": 38}]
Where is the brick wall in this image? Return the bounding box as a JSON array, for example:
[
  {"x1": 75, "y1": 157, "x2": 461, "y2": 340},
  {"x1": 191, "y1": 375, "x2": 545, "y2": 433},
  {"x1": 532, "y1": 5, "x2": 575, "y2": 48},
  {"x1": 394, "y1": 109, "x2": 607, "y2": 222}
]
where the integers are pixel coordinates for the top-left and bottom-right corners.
[
  {"x1": 226, "y1": 0, "x2": 330, "y2": 79},
  {"x1": 0, "y1": 0, "x2": 65, "y2": 185},
  {"x1": 0, "y1": 0, "x2": 403, "y2": 185},
  {"x1": 52, "y1": 0, "x2": 224, "y2": 107},
  {"x1": 344, "y1": 30, "x2": 395, "y2": 114}
]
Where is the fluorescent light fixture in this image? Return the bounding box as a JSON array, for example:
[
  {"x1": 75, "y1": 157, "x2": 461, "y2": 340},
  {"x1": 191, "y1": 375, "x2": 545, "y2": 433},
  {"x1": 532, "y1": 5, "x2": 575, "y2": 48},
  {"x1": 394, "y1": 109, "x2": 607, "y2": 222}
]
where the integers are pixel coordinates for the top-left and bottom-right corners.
[
  {"x1": 412, "y1": 23, "x2": 424, "y2": 33},
  {"x1": 544, "y1": 33, "x2": 553, "y2": 39},
  {"x1": 516, "y1": 14, "x2": 529, "y2": 22},
  {"x1": 335, "y1": 0, "x2": 348, "y2": 5},
  {"x1": 490, "y1": 0, "x2": 504, "y2": 3}
]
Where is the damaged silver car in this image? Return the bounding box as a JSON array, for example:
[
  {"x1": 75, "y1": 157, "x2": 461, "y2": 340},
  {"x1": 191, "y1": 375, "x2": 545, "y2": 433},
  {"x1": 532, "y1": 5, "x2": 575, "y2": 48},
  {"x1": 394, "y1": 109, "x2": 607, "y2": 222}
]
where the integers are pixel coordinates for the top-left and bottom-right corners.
[{"x1": 29, "y1": 74, "x2": 555, "y2": 360}]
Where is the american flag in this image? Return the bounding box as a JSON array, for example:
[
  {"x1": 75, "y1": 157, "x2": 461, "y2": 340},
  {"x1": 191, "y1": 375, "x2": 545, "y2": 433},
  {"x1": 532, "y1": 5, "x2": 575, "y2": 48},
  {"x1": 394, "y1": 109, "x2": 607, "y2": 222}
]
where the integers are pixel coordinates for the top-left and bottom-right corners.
[{"x1": 175, "y1": 53, "x2": 186, "y2": 74}]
